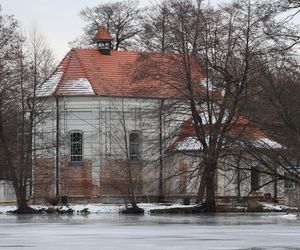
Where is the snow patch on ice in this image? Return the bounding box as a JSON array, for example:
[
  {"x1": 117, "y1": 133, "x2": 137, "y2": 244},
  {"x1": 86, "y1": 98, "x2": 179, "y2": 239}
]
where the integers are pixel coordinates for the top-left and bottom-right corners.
[
  {"x1": 279, "y1": 213, "x2": 300, "y2": 220},
  {"x1": 261, "y1": 202, "x2": 288, "y2": 211},
  {"x1": 264, "y1": 213, "x2": 300, "y2": 220},
  {"x1": 68, "y1": 203, "x2": 193, "y2": 214},
  {"x1": 139, "y1": 203, "x2": 195, "y2": 213},
  {"x1": 70, "y1": 204, "x2": 121, "y2": 214}
]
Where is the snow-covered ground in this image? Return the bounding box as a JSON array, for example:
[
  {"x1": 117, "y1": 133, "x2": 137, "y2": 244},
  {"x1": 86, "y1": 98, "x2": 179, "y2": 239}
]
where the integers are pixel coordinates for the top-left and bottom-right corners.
[
  {"x1": 260, "y1": 202, "x2": 291, "y2": 211},
  {"x1": 0, "y1": 202, "x2": 298, "y2": 216},
  {"x1": 0, "y1": 203, "x2": 195, "y2": 214}
]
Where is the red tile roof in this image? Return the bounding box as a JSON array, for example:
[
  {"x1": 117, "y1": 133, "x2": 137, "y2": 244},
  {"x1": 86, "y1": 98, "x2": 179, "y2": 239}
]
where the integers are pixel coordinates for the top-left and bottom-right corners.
[
  {"x1": 42, "y1": 48, "x2": 206, "y2": 98},
  {"x1": 171, "y1": 115, "x2": 277, "y2": 151},
  {"x1": 225, "y1": 116, "x2": 266, "y2": 140},
  {"x1": 94, "y1": 26, "x2": 113, "y2": 42}
]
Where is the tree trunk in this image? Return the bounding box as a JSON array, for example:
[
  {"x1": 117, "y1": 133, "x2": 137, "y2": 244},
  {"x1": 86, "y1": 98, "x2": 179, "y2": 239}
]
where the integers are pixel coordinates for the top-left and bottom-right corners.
[
  {"x1": 273, "y1": 163, "x2": 278, "y2": 203},
  {"x1": 0, "y1": 117, "x2": 28, "y2": 210},
  {"x1": 204, "y1": 159, "x2": 217, "y2": 212},
  {"x1": 127, "y1": 162, "x2": 139, "y2": 208},
  {"x1": 196, "y1": 170, "x2": 206, "y2": 204},
  {"x1": 236, "y1": 157, "x2": 241, "y2": 201},
  {"x1": 16, "y1": 188, "x2": 28, "y2": 210}
]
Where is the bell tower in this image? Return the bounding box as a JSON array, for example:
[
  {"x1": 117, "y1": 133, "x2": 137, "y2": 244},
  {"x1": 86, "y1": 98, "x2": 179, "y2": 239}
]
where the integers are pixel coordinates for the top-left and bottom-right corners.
[{"x1": 94, "y1": 26, "x2": 113, "y2": 55}]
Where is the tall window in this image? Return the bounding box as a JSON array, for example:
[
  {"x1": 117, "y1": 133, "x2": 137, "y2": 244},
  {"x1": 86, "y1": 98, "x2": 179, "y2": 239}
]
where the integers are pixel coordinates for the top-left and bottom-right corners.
[
  {"x1": 70, "y1": 132, "x2": 83, "y2": 162},
  {"x1": 251, "y1": 166, "x2": 259, "y2": 191},
  {"x1": 129, "y1": 131, "x2": 140, "y2": 162}
]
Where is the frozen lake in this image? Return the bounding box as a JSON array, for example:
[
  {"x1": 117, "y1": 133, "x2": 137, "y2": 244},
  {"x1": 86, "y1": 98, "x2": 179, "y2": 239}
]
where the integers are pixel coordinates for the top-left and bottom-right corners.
[{"x1": 0, "y1": 213, "x2": 299, "y2": 250}]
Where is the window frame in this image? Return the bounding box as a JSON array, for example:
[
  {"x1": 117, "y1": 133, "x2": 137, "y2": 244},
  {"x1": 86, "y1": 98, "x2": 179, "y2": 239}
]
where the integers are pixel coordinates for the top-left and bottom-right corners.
[
  {"x1": 69, "y1": 130, "x2": 84, "y2": 163},
  {"x1": 128, "y1": 130, "x2": 141, "y2": 162}
]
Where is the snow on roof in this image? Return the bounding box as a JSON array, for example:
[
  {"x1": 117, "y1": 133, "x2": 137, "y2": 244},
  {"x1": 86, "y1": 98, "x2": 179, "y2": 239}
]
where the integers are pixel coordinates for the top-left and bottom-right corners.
[
  {"x1": 199, "y1": 111, "x2": 229, "y2": 125},
  {"x1": 176, "y1": 137, "x2": 202, "y2": 151},
  {"x1": 252, "y1": 138, "x2": 282, "y2": 149},
  {"x1": 37, "y1": 68, "x2": 63, "y2": 97},
  {"x1": 172, "y1": 114, "x2": 282, "y2": 152},
  {"x1": 200, "y1": 79, "x2": 215, "y2": 91},
  {"x1": 176, "y1": 136, "x2": 282, "y2": 151},
  {"x1": 57, "y1": 78, "x2": 94, "y2": 96}
]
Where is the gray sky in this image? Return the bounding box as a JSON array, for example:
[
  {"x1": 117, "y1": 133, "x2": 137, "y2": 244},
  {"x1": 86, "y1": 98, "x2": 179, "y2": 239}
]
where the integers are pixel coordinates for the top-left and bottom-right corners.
[{"x1": 1, "y1": 0, "x2": 299, "y2": 62}]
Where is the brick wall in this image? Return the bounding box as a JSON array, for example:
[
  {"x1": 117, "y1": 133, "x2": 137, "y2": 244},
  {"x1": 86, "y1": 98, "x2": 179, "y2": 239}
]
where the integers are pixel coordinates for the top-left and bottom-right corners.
[
  {"x1": 34, "y1": 157, "x2": 55, "y2": 199},
  {"x1": 34, "y1": 157, "x2": 146, "y2": 203},
  {"x1": 100, "y1": 159, "x2": 142, "y2": 197},
  {"x1": 60, "y1": 158, "x2": 99, "y2": 197}
]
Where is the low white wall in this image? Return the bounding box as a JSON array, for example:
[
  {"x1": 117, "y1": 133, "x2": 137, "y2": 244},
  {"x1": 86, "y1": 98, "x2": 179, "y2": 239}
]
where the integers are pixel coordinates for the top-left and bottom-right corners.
[
  {"x1": 285, "y1": 188, "x2": 300, "y2": 207},
  {"x1": 0, "y1": 181, "x2": 16, "y2": 202}
]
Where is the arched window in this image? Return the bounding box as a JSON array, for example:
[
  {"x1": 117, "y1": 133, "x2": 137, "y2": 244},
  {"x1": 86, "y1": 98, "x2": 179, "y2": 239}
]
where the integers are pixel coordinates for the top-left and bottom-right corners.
[{"x1": 70, "y1": 132, "x2": 83, "y2": 162}]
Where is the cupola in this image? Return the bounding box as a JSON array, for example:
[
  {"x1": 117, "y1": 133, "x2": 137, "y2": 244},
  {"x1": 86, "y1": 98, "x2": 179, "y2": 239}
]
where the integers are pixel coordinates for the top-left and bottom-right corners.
[{"x1": 94, "y1": 26, "x2": 113, "y2": 55}]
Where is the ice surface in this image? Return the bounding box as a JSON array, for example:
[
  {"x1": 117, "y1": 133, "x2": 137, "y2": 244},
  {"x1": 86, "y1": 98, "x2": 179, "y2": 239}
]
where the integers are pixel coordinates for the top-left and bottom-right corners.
[{"x1": 0, "y1": 213, "x2": 299, "y2": 250}]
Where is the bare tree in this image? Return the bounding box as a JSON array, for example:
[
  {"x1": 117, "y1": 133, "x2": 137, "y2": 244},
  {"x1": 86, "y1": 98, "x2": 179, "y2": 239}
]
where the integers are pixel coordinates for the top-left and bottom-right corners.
[
  {"x1": 274, "y1": 0, "x2": 300, "y2": 20},
  {"x1": 0, "y1": 7, "x2": 55, "y2": 211},
  {"x1": 103, "y1": 98, "x2": 144, "y2": 213},
  {"x1": 137, "y1": 0, "x2": 299, "y2": 212},
  {"x1": 72, "y1": 0, "x2": 143, "y2": 50},
  {"x1": 140, "y1": 1, "x2": 174, "y2": 53},
  {"x1": 0, "y1": 7, "x2": 30, "y2": 210},
  {"x1": 244, "y1": 52, "x2": 300, "y2": 193}
]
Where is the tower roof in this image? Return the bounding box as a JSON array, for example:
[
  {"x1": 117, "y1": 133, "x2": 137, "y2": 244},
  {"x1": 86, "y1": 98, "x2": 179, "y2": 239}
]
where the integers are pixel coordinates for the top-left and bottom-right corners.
[{"x1": 94, "y1": 26, "x2": 113, "y2": 42}]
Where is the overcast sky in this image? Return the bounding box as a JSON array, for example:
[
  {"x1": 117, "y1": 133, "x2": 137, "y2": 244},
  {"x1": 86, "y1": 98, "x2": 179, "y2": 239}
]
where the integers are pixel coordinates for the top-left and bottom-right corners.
[{"x1": 1, "y1": 0, "x2": 299, "y2": 62}]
